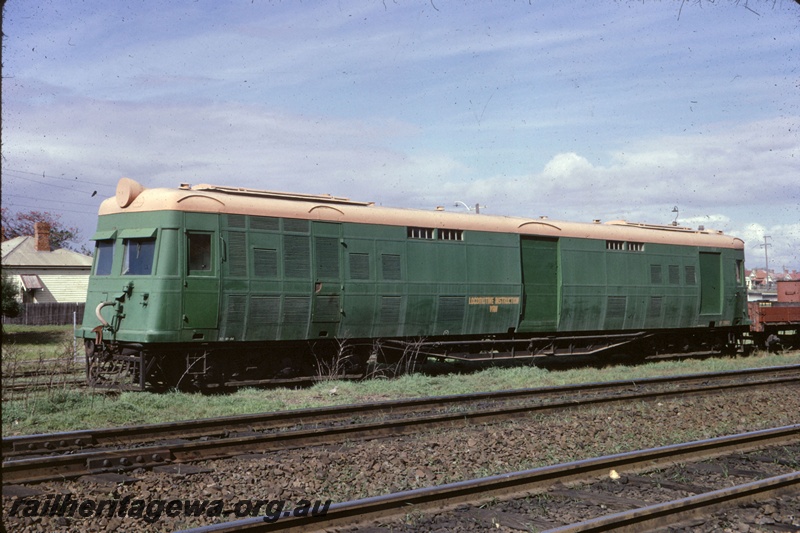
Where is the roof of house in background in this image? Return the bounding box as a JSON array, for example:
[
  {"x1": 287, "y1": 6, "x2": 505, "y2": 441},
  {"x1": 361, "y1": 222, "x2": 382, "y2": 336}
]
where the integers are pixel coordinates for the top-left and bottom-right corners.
[{"x1": 1, "y1": 236, "x2": 93, "y2": 268}]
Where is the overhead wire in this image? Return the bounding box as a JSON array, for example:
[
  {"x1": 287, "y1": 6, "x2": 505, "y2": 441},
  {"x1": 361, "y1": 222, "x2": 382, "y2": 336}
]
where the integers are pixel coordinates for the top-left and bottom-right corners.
[
  {"x1": 5, "y1": 203, "x2": 100, "y2": 215},
  {"x1": 2, "y1": 168, "x2": 108, "y2": 219},
  {"x1": 2, "y1": 167, "x2": 115, "y2": 189},
  {"x1": 3, "y1": 172, "x2": 104, "y2": 194},
  {"x1": 4, "y1": 193, "x2": 102, "y2": 208}
]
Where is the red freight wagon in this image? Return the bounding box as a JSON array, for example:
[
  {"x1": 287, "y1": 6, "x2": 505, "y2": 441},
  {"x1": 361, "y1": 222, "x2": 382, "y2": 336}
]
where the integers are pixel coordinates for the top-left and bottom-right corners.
[{"x1": 748, "y1": 280, "x2": 800, "y2": 350}]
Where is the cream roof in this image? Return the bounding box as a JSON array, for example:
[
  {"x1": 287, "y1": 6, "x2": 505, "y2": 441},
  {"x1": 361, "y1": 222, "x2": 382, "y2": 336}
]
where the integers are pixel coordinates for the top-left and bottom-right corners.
[{"x1": 99, "y1": 178, "x2": 744, "y2": 250}]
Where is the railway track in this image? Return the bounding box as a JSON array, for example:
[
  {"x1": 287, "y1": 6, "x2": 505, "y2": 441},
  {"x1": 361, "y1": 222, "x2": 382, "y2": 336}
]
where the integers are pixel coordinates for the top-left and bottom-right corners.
[
  {"x1": 3, "y1": 365, "x2": 799, "y2": 485},
  {"x1": 1, "y1": 359, "x2": 86, "y2": 398},
  {"x1": 3, "y1": 366, "x2": 80, "y2": 379},
  {"x1": 1, "y1": 377, "x2": 87, "y2": 394},
  {"x1": 175, "y1": 425, "x2": 800, "y2": 532}
]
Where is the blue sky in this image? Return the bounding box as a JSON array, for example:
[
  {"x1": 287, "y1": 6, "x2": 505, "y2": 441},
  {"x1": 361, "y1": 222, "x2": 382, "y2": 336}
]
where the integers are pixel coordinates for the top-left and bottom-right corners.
[{"x1": 3, "y1": 1, "x2": 799, "y2": 271}]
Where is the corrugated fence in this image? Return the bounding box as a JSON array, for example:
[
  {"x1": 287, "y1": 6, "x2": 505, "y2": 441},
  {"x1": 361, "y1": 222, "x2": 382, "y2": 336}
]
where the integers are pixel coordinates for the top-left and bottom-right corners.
[{"x1": 2, "y1": 303, "x2": 85, "y2": 326}]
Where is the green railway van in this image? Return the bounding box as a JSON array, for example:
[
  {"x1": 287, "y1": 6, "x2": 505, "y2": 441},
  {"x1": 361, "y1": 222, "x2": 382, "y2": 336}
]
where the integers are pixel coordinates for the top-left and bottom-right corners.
[{"x1": 78, "y1": 179, "x2": 748, "y2": 390}]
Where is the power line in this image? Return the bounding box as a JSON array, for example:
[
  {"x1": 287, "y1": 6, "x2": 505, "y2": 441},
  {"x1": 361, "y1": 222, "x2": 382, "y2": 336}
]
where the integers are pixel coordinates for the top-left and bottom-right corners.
[
  {"x1": 3, "y1": 167, "x2": 115, "y2": 188},
  {"x1": 4, "y1": 193, "x2": 102, "y2": 208},
  {"x1": 3, "y1": 173, "x2": 102, "y2": 194},
  {"x1": 4, "y1": 203, "x2": 100, "y2": 215}
]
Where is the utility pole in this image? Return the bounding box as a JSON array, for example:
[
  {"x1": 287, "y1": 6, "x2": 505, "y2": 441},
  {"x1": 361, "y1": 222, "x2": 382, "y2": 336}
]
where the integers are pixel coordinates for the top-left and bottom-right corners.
[{"x1": 760, "y1": 235, "x2": 772, "y2": 286}]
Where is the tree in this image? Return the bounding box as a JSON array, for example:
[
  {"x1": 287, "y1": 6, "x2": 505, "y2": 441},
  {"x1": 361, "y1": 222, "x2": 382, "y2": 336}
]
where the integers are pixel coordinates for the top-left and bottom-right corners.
[
  {"x1": 1, "y1": 208, "x2": 81, "y2": 251},
  {"x1": 2, "y1": 272, "x2": 21, "y2": 319}
]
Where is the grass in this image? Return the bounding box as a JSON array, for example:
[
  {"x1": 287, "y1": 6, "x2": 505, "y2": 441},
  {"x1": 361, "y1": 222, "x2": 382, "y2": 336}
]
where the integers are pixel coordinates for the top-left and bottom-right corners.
[
  {"x1": 1, "y1": 324, "x2": 77, "y2": 361},
  {"x1": 2, "y1": 324, "x2": 799, "y2": 436}
]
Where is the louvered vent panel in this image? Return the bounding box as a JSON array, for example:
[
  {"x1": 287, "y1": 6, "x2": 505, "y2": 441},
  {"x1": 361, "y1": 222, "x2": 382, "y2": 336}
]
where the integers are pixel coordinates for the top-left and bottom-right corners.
[
  {"x1": 284, "y1": 235, "x2": 310, "y2": 278},
  {"x1": 647, "y1": 296, "x2": 663, "y2": 321},
  {"x1": 668, "y1": 265, "x2": 680, "y2": 285},
  {"x1": 250, "y1": 296, "x2": 280, "y2": 323},
  {"x1": 606, "y1": 296, "x2": 627, "y2": 318},
  {"x1": 228, "y1": 232, "x2": 247, "y2": 277},
  {"x1": 283, "y1": 297, "x2": 310, "y2": 323},
  {"x1": 381, "y1": 254, "x2": 402, "y2": 280},
  {"x1": 250, "y1": 216, "x2": 279, "y2": 231},
  {"x1": 245, "y1": 296, "x2": 280, "y2": 340},
  {"x1": 220, "y1": 294, "x2": 246, "y2": 340},
  {"x1": 284, "y1": 219, "x2": 309, "y2": 233},
  {"x1": 226, "y1": 214, "x2": 246, "y2": 228},
  {"x1": 380, "y1": 296, "x2": 402, "y2": 324},
  {"x1": 437, "y1": 296, "x2": 465, "y2": 323},
  {"x1": 604, "y1": 296, "x2": 627, "y2": 330},
  {"x1": 607, "y1": 296, "x2": 627, "y2": 318},
  {"x1": 315, "y1": 237, "x2": 340, "y2": 279},
  {"x1": 650, "y1": 264, "x2": 662, "y2": 284},
  {"x1": 349, "y1": 253, "x2": 370, "y2": 280},
  {"x1": 254, "y1": 248, "x2": 278, "y2": 278},
  {"x1": 685, "y1": 265, "x2": 697, "y2": 285}
]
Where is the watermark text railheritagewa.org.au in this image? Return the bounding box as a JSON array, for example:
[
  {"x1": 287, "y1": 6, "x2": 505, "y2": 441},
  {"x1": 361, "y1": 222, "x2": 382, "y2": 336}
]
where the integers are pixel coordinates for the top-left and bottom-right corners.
[{"x1": 6, "y1": 494, "x2": 332, "y2": 524}]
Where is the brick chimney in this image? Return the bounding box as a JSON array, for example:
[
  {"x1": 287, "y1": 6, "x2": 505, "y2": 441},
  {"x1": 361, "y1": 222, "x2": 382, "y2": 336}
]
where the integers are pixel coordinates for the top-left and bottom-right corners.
[{"x1": 34, "y1": 222, "x2": 51, "y2": 252}]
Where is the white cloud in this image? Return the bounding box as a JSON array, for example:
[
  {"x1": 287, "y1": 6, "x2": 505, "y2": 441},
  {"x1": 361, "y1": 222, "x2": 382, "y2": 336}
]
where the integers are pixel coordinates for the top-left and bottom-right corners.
[
  {"x1": 3, "y1": 1, "x2": 798, "y2": 269},
  {"x1": 542, "y1": 152, "x2": 594, "y2": 181},
  {"x1": 4, "y1": 77, "x2": 798, "y2": 269}
]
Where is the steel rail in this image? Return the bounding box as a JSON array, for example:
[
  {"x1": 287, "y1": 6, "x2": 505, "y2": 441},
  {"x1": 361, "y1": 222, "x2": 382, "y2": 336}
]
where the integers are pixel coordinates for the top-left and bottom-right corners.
[
  {"x1": 3, "y1": 367, "x2": 82, "y2": 379},
  {"x1": 542, "y1": 471, "x2": 800, "y2": 533},
  {"x1": 4, "y1": 364, "x2": 799, "y2": 458},
  {"x1": 3, "y1": 372, "x2": 798, "y2": 485},
  {"x1": 174, "y1": 425, "x2": 800, "y2": 532},
  {"x1": 2, "y1": 378, "x2": 87, "y2": 394}
]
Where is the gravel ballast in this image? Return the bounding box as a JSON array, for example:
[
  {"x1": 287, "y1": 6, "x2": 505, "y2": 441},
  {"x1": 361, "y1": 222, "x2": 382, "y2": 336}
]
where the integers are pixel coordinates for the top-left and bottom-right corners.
[{"x1": 3, "y1": 381, "x2": 799, "y2": 532}]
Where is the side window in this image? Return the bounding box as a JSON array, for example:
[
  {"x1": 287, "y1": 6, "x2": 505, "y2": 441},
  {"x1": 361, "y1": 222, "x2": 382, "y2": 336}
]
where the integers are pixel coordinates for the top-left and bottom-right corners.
[
  {"x1": 94, "y1": 240, "x2": 115, "y2": 276},
  {"x1": 122, "y1": 238, "x2": 156, "y2": 275},
  {"x1": 187, "y1": 232, "x2": 212, "y2": 273}
]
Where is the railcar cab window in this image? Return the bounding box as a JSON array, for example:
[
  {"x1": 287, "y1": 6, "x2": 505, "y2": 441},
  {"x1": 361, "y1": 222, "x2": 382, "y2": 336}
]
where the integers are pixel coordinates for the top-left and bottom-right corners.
[
  {"x1": 122, "y1": 238, "x2": 156, "y2": 275},
  {"x1": 94, "y1": 240, "x2": 115, "y2": 276},
  {"x1": 187, "y1": 232, "x2": 212, "y2": 273}
]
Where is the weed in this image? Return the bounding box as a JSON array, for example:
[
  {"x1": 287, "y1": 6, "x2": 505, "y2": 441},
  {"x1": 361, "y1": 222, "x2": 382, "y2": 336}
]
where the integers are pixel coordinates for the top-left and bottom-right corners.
[{"x1": 313, "y1": 337, "x2": 356, "y2": 381}]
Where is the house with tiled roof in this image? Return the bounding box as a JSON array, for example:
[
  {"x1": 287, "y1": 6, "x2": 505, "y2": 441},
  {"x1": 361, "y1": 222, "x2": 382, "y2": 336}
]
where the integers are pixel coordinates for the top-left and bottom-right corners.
[
  {"x1": 1, "y1": 222, "x2": 92, "y2": 304},
  {"x1": 777, "y1": 270, "x2": 800, "y2": 282}
]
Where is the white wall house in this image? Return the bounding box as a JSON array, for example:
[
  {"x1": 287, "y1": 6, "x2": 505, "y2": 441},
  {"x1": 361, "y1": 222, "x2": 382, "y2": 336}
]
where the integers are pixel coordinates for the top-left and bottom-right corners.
[{"x1": 1, "y1": 223, "x2": 93, "y2": 304}]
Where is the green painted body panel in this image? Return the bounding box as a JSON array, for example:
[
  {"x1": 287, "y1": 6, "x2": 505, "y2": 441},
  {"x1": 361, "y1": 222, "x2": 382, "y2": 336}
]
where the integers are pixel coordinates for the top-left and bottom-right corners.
[
  {"x1": 79, "y1": 209, "x2": 747, "y2": 348},
  {"x1": 557, "y1": 239, "x2": 745, "y2": 332},
  {"x1": 699, "y1": 252, "x2": 722, "y2": 316},
  {"x1": 182, "y1": 212, "x2": 220, "y2": 336},
  {"x1": 519, "y1": 237, "x2": 559, "y2": 332},
  {"x1": 79, "y1": 210, "x2": 186, "y2": 344},
  {"x1": 338, "y1": 223, "x2": 521, "y2": 339}
]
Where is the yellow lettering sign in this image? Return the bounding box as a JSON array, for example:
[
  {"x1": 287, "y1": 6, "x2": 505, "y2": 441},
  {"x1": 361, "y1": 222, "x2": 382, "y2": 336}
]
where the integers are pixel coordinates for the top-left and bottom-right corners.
[{"x1": 468, "y1": 296, "x2": 520, "y2": 306}]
